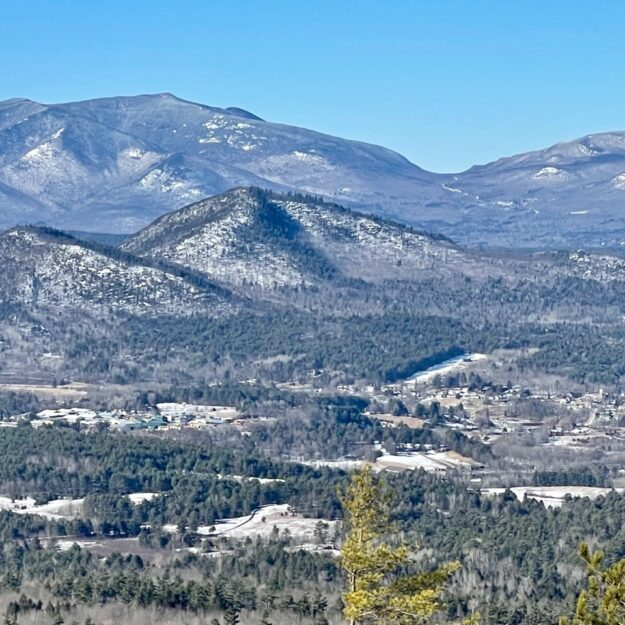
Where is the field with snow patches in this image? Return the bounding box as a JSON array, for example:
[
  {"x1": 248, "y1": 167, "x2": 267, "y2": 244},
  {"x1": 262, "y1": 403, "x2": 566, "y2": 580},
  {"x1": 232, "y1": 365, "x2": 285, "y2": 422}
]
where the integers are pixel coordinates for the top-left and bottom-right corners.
[
  {"x1": 0, "y1": 496, "x2": 84, "y2": 520},
  {"x1": 481, "y1": 486, "x2": 625, "y2": 508},
  {"x1": 193, "y1": 504, "x2": 339, "y2": 541},
  {"x1": 377, "y1": 450, "x2": 481, "y2": 473},
  {"x1": 300, "y1": 451, "x2": 479, "y2": 474},
  {"x1": 127, "y1": 492, "x2": 160, "y2": 505},
  {"x1": 405, "y1": 353, "x2": 487, "y2": 384}
]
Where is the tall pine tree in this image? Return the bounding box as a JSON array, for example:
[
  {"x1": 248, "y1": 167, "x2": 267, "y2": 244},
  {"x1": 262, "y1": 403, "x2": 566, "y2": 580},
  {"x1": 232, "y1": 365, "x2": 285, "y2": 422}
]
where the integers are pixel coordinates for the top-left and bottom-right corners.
[{"x1": 340, "y1": 466, "x2": 460, "y2": 625}]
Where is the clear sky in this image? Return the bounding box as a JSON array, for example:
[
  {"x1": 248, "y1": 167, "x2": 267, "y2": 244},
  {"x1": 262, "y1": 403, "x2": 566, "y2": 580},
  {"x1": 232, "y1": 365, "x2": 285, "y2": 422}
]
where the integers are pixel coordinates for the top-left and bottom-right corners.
[{"x1": 2, "y1": 0, "x2": 624, "y2": 172}]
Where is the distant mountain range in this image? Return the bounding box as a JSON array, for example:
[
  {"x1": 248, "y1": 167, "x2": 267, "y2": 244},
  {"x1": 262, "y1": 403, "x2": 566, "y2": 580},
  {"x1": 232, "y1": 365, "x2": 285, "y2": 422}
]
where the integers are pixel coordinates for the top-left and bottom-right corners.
[{"x1": 2, "y1": 93, "x2": 625, "y2": 249}]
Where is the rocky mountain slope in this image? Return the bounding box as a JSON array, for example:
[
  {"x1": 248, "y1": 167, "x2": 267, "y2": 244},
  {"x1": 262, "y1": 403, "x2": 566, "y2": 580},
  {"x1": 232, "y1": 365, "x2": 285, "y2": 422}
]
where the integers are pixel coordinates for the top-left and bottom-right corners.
[
  {"x1": 0, "y1": 225, "x2": 236, "y2": 384},
  {"x1": 0, "y1": 227, "x2": 231, "y2": 315},
  {"x1": 121, "y1": 187, "x2": 472, "y2": 290}
]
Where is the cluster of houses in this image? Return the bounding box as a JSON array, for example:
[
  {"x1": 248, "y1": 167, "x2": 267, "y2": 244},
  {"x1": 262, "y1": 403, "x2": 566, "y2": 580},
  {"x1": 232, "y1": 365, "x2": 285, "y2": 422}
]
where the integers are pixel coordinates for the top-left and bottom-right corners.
[
  {"x1": 6, "y1": 402, "x2": 242, "y2": 432},
  {"x1": 381, "y1": 375, "x2": 625, "y2": 450}
]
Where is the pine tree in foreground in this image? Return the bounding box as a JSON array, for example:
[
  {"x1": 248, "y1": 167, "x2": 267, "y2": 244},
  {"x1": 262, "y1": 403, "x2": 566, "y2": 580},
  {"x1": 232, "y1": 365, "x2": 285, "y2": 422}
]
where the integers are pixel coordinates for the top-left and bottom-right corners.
[
  {"x1": 340, "y1": 466, "x2": 461, "y2": 625},
  {"x1": 560, "y1": 542, "x2": 625, "y2": 625}
]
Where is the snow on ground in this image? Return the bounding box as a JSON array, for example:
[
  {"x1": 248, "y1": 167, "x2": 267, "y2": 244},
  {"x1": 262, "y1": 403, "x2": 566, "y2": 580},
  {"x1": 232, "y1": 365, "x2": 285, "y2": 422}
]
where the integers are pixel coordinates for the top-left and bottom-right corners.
[
  {"x1": 534, "y1": 167, "x2": 569, "y2": 179},
  {"x1": 613, "y1": 173, "x2": 625, "y2": 189},
  {"x1": 300, "y1": 451, "x2": 479, "y2": 475},
  {"x1": 481, "y1": 486, "x2": 624, "y2": 508},
  {"x1": 298, "y1": 459, "x2": 366, "y2": 471},
  {"x1": 36, "y1": 408, "x2": 97, "y2": 423},
  {"x1": 442, "y1": 183, "x2": 463, "y2": 194},
  {"x1": 0, "y1": 496, "x2": 84, "y2": 520},
  {"x1": 377, "y1": 450, "x2": 481, "y2": 473},
  {"x1": 366, "y1": 413, "x2": 424, "y2": 429},
  {"x1": 55, "y1": 539, "x2": 100, "y2": 552},
  {"x1": 377, "y1": 453, "x2": 446, "y2": 472},
  {"x1": 428, "y1": 450, "x2": 483, "y2": 468},
  {"x1": 284, "y1": 543, "x2": 341, "y2": 557},
  {"x1": 156, "y1": 403, "x2": 239, "y2": 421},
  {"x1": 406, "y1": 353, "x2": 487, "y2": 384},
  {"x1": 127, "y1": 492, "x2": 159, "y2": 505},
  {"x1": 197, "y1": 504, "x2": 339, "y2": 541},
  {"x1": 162, "y1": 524, "x2": 178, "y2": 534},
  {"x1": 217, "y1": 474, "x2": 285, "y2": 485}
]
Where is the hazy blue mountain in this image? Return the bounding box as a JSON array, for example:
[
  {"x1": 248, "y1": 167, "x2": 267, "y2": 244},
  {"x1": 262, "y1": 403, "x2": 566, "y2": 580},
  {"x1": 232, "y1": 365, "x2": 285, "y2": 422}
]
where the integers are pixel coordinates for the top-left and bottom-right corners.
[
  {"x1": 2, "y1": 93, "x2": 625, "y2": 249},
  {"x1": 0, "y1": 93, "x2": 443, "y2": 234},
  {"x1": 437, "y1": 132, "x2": 625, "y2": 249}
]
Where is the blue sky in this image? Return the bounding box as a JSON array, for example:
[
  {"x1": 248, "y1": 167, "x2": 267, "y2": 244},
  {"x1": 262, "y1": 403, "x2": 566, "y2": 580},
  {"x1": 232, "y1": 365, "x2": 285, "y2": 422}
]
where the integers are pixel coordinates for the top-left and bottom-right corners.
[{"x1": 2, "y1": 1, "x2": 624, "y2": 172}]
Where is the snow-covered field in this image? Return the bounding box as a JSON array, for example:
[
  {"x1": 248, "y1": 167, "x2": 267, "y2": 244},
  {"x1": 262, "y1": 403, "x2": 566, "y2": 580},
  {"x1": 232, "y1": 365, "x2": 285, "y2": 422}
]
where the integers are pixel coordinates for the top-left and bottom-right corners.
[
  {"x1": 481, "y1": 486, "x2": 624, "y2": 508},
  {"x1": 377, "y1": 453, "x2": 447, "y2": 472},
  {"x1": 0, "y1": 496, "x2": 84, "y2": 519},
  {"x1": 196, "y1": 504, "x2": 339, "y2": 541},
  {"x1": 377, "y1": 450, "x2": 480, "y2": 473},
  {"x1": 406, "y1": 353, "x2": 487, "y2": 384},
  {"x1": 55, "y1": 539, "x2": 101, "y2": 552},
  {"x1": 156, "y1": 403, "x2": 239, "y2": 421},
  {"x1": 217, "y1": 474, "x2": 285, "y2": 485},
  {"x1": 37, "y1": 408, "x2": 97, "y2": 423},
  {"x1": 300, "y1": 451, "x2": 479, "y2": 475},
  {"x1": 0, "y1": 492, "x2": 159, "y2": 519},
  {"x1": 298, "y1": 459, "x2": 366, "y2": 471},
  {"x1": 127, "y1": 492, "x2": 160, "y2": 505}
]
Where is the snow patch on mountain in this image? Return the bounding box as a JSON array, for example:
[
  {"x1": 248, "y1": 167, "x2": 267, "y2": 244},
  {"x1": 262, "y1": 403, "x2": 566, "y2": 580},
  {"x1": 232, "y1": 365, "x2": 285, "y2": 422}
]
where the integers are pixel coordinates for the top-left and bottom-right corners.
[
  {"x1": 6, "y1": 130, "x2": 90, "y2": 199},
  {"x1": 138, "y1": 167, "x2": 202, "y2": 200},
  {"x1": 612, "y1": 173, "x2": 625, "y2": 189},
  {"x1": 198, "y1": 115, "x2": 264, "y2": 151},
  {"x1": 568, "y1": 250, "x2": 625, "y2": 282},
  {"x1": 534, "y1": 167, "x2": 569, "y2": 180}
]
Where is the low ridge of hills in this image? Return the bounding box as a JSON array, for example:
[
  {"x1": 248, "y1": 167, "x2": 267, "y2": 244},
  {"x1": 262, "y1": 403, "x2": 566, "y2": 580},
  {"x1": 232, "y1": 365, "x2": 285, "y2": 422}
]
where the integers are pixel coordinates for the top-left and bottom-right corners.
[
  {"x1": 120, "y1": 187, "x2": 465, "y2": 290},
  {"x1": 2, "y1": 188, "x2": 625, "y2": 386},
  {"x1": 0, "y1": 226, "x2": 234, "y2": 320}
]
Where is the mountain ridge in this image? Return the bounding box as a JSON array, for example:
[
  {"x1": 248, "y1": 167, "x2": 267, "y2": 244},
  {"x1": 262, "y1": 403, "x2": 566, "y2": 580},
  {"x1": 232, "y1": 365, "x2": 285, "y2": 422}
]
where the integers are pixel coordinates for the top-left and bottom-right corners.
[
  {"x1": 2, "y1": 93, "x2": 625, "y2": 249},
  {"x1": 121, "y1": 187, "x2": 465, "y2": 291},
  {"x1": 4, "y1": 187, "x2": 625, "y2": 385}
]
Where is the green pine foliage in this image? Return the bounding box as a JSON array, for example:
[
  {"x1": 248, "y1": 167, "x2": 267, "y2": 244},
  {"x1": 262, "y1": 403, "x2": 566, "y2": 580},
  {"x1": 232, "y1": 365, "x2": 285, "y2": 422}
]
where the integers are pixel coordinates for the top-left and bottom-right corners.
[
  {"x1": 340, "y1": 467, "x2": 460, "y2": 625},
  {"x1": 560, "y1": 543, "x2": 625, "y2": 625}
]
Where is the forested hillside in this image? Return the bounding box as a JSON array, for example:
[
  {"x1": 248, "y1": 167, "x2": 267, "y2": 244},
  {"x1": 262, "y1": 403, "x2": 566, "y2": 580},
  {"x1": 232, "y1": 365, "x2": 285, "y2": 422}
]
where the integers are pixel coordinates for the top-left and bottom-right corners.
[
  {"x1": 0, "y1": 422, "x2": 621, "y2": 624},
  {"x1": 3, "y1": 188, "x2": 625, "y2": 388}
]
